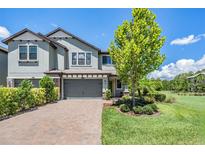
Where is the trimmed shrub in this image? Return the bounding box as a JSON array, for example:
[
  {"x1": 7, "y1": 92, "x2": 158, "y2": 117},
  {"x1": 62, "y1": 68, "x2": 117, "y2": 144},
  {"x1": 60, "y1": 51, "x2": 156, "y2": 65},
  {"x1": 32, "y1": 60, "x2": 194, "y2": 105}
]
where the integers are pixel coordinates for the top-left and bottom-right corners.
[
  {"x1": 122, "y1": 95, "x2": 132, "y2": 103},
  {"x1": 148, "y1": 104, "x2": 158, "y2": 112},
  {"x1": 0, "y1": 88, "x2": 19, "y2": 116},
  {"x1": 18, "y1": 80, "x2": 35, "y2": 110},
  {"x1": 142, "y1": 105, "x2": 154, "y2": 115},
  {"x1": 104, "y1": 89, "x2": 112, "y2": 100},
  {"x1": 133, "y1": 106, "x2": 143, "y2": 114},
  {"x1": 154, "y1": 93, "x2": 166, "y2": 102},
  {"x1": 144, "y1": 96, "x2": 155, "y2": 104},
  {"x1": 119, "y1": 104, "x2": 130, "y2": 112},
  {"x1": 165, "y1": 96, "x2": 176, "y2": 103},
  {"x1": 32, "y1": 88, "x2": 46, "y2": 106},
  {"x1": 40, "y1": 76, "x2": 55, "y2": 103}
]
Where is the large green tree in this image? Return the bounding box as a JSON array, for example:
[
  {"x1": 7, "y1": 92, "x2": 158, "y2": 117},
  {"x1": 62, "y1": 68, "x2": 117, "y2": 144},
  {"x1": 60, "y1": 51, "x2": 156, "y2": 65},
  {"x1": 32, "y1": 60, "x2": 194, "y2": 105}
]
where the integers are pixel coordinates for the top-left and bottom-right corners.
[{"x1": 108, "y1": 8, "x2": 165, "y2": 106}]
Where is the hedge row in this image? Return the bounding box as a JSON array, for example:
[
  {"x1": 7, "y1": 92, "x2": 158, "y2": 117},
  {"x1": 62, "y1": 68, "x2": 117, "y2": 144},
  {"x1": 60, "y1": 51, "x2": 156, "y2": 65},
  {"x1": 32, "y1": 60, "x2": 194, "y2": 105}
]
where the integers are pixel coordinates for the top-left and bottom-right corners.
[{"x1": 0, "y1": 87, "x2": 59, "y2": 118}]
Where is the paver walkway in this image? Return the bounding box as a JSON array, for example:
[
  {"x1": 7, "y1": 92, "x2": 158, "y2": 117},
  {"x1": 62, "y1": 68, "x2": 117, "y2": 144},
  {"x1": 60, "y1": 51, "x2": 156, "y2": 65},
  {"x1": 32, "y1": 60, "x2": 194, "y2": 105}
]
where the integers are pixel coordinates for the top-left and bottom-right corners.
[{"x1": 0, "y1": 99, "x2": 103, "y2": 144}]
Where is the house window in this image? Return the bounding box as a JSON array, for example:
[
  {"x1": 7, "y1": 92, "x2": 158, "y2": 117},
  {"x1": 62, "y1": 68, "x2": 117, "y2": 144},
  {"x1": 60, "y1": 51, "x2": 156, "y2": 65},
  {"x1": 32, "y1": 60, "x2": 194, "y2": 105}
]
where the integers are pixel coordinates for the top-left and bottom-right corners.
[
  {"x1": 72, "y1": 53, "x2": 77, "y2": 65},
  {"x1": 19, "y1": 45, "x2": 27, "y2": 60},
  {"x1": 86, "y1": 53, "x2": 91, "y2": 65},
  {"x1": 19, "y1": 44, "x2": 38, "y2": 61},
  {"x1": 72, "y1": 52, "x2": 92, "y2": 66},
  {"x1": 78, "y1": 53, "x2": 85, "y2": 65},
  {"x1": 29, "y1": 46, "x2": 37, "y2": 60},
  {"x1": 117, "y1": 80, "x2": 122, "y2": 89},
  {"x1": 102, "y1": 55, "x2": 112, "y2": 65}
]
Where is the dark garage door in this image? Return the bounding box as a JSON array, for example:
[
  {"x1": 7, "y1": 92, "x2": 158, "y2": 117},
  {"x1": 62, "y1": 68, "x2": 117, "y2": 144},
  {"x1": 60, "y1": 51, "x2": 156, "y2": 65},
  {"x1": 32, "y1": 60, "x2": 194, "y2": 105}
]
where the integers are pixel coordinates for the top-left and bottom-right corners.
[{"x1": 64, "y1": 79, "x2": 102, "y2": 98}]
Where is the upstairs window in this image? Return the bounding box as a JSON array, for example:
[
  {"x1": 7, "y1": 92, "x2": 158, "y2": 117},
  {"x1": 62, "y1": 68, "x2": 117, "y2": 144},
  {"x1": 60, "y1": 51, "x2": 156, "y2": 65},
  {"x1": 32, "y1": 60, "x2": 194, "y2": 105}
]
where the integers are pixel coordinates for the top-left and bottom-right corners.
[
  {"x1": 19, "y1": 46, "x2": 27, "y2": 60},
  {"x1": 102, "y1": 55, "x2": 112, "y2": 65},
  {"x1": 29, "y1": 46, "x2": 37, "y2": 60},
  {"x1": 86, "y1": 53, "x2": 91, "y2": 65},
  {"x1": 72, "y1": 53, "x2": 77, "y2": 65},
  {"x1": 72, "y1": 52, "x2": 92, "y2": 66},
  {"x1": 19, "y1": 44, "x2": 38, "y2": 61},
  {"x1": 78, "y1": 53, "x2": 85, "y2": 65}
]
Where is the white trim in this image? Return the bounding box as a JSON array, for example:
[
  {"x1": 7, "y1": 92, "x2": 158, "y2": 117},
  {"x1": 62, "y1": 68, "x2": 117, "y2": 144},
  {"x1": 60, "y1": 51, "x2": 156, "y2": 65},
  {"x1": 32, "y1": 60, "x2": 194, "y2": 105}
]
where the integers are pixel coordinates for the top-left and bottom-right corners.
[
  {"x1": 116, "y1": 79, "x2": 122, "y2": 90},
  {"x1": 18, "y1": 43, "x2": 39, "y2": 62},
  {"x1": 71, "y1": 51, "x2": 92, "y2": 66}
]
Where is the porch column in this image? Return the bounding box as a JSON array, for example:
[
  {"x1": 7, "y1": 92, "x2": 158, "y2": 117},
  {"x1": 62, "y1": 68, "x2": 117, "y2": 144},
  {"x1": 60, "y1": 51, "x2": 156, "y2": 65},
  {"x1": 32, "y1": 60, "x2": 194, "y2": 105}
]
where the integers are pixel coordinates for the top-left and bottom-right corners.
[
  {"x1": 61, "y1": 77, "x2": 64, "y2": 99},
  {"x1": 102, "y1": 78, "x2": 108, "y2": 93},
  {"x1": 7, "y1": 78, "x2": 14, "y2": 87}
]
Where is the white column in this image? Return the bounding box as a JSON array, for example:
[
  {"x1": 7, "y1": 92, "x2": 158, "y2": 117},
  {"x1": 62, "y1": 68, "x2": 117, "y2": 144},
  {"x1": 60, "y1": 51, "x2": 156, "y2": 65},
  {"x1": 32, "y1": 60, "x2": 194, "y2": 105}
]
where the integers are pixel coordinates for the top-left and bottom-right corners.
[
  {"x1": 102, "y1": 78, "x2": 108, "y2": 93},
  {"x1": 61, "y1": 78, "x2": 64, "y2": 99}
]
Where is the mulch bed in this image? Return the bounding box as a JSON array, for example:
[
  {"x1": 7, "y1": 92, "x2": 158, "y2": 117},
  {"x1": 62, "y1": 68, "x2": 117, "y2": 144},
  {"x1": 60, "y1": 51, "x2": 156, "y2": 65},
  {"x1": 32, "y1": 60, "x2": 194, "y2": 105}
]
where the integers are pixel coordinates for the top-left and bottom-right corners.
[{"x1": 114, "y1": 106, "x2": 161, "y2": 117}]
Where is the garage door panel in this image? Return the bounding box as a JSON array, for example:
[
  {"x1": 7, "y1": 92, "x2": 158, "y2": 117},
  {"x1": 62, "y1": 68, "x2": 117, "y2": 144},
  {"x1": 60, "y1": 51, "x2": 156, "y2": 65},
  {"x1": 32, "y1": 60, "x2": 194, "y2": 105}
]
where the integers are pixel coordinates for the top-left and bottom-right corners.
[{"x1": 64, "y1": 79, "x2": 102, "y2": 98}]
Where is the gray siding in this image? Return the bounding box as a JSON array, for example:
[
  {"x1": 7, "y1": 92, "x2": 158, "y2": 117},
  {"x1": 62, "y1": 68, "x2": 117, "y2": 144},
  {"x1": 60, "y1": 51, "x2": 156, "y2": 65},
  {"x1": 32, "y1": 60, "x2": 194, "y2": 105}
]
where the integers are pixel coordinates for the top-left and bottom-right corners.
[
  {"x1": 49, "y1": 32, "x2": 99, "y2": 69},
  {"x1": 8, "y1": 40, "x2": 50, "y2": 78},
  {"x1": 0, "y1": 50, "x2": 8, "y2": 86}
]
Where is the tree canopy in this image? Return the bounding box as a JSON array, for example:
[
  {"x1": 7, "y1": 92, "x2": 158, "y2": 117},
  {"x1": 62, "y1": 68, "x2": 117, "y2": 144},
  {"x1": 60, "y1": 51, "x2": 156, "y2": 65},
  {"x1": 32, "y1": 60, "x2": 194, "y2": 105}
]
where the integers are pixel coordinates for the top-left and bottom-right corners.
[{"x1": 108, "y1": 8, "x2": 165, "y2": 106}]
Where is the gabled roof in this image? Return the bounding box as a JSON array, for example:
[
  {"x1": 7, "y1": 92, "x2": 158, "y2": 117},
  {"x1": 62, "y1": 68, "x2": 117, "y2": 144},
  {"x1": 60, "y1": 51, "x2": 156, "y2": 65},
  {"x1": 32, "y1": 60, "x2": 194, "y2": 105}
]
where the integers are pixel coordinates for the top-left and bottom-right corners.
[
  {"x1": 0, "y1": 45, "x2": 8, "y2": 53},
  {"x1": 2, "y1": 28, "x2": 68, "y2": 51},
  {"x1": 38, "y1": 33, "x2": 68, "y2": 51},
  {"x1": 2, "y1": 28, "x2": 44, "y2": 44},
  {"x1": 46, "y1": 27, "x2": 101, "y2": 51}
]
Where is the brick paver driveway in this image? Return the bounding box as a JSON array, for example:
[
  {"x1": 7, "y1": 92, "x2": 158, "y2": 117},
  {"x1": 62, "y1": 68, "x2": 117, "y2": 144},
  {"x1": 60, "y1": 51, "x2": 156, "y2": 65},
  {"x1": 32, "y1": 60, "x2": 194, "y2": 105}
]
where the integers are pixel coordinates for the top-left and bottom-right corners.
[{"x1": 0, "y1": 99, "x2": 103, "y2": 144}]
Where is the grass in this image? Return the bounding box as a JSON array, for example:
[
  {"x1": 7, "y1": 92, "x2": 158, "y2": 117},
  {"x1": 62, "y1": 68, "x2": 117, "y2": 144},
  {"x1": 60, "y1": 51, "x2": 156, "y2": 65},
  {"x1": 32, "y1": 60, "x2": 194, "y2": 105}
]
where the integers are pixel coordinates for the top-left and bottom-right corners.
[{"x1": 102, "y1": 91, "x2": 205, "y2": 144}]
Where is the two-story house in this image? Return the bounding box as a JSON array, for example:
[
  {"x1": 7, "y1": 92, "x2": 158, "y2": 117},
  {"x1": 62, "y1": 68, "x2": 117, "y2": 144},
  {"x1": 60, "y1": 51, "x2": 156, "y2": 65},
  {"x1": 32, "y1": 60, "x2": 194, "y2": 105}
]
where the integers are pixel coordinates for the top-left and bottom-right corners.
[
  {"x1": 2, "y1": 28, "x2": 128, "y2": 99},
  {"x1": 0, "y1": 45, "x2": 8, "y2": 87}
]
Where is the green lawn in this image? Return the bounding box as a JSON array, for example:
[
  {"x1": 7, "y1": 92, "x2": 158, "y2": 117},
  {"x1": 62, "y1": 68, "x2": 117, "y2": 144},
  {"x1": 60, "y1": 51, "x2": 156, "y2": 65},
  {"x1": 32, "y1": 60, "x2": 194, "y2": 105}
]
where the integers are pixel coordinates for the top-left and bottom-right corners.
[{"x1": 102, "y1": 92, "x2": 205, "y2": 144}]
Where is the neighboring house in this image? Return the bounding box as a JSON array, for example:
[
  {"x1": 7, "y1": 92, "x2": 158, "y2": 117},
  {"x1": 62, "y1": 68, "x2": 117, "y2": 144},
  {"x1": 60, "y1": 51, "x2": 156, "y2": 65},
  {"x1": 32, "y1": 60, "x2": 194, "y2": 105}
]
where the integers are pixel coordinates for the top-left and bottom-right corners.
[
  {"x1": 2, "y1": 28, "x2": 128, "y2": 99},
  {"x1": 0, "y1": 46, "x2": 8, "y2": 87}
]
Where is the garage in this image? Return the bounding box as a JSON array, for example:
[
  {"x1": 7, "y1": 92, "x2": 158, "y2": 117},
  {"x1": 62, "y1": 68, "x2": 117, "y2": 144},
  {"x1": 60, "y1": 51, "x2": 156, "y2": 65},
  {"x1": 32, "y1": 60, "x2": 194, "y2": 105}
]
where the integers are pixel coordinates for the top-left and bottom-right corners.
[{"x1": 63, "y1": 79, "x2": 102, "y2": 98}]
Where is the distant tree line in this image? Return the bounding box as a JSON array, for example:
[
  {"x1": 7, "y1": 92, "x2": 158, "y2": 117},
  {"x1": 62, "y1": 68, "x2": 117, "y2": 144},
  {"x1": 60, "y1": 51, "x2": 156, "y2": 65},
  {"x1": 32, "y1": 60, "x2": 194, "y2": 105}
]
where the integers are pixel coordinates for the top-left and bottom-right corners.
[{"x1": 151, "y1": 69, "x2": 205, "y2": 93}]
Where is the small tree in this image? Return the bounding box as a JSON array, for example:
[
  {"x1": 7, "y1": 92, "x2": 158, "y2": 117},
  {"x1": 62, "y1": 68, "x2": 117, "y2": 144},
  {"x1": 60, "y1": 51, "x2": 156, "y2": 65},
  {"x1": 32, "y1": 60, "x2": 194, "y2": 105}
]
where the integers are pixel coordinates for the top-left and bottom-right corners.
[
  {"x1": 40, "y1": 76, "x2": 55, "y2": 103},
  {"x1": 108, "y1": 8, "x2": 165, "y2": 107}
]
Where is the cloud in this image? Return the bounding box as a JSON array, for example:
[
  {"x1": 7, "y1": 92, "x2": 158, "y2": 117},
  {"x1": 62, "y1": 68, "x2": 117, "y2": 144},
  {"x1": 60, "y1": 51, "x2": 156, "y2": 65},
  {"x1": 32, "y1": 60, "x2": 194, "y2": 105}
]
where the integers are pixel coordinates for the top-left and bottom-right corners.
[
  {"x1": 149, "y1": 55, "x2": 205, "y2": 80},
  {"x1": 0, "y1": 26, "x2": 10, "y2": 38},
  {"x1": 170, "y1": 35, "x2": 202, "y2": 45},
  {"x1": 51, "y1": 23, "x2": 58, "y2": 28}
]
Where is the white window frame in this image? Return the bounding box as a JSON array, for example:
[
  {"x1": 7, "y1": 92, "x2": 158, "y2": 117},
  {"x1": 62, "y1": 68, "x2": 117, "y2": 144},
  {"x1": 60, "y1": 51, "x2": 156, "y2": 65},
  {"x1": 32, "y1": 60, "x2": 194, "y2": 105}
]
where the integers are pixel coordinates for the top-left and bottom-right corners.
[
  {"x1": 18, "y1": 44, "x2": 38, "y2": 61},
  {"x1": 116, "y1": 79, "x2": 122, "y2": 90},
  {"x1": 71, "y1": 51, "x2": 92, "y2": 66},
  {"x1": 102, "y1": 55, "x2": 112, "y2": 65}
]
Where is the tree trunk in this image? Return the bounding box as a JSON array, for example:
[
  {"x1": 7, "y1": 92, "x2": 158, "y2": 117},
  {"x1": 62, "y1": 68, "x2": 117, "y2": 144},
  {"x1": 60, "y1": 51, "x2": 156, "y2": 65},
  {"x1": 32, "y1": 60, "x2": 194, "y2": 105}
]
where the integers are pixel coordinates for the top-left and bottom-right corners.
[{"x1": 131, "y1": 82, "x2": 136, "y2": 108}]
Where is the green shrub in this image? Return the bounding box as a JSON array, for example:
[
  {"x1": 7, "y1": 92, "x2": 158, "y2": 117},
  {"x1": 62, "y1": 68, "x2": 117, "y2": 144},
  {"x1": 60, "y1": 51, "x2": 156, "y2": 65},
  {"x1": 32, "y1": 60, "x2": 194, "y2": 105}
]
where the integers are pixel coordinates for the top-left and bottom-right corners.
[
  {"x1": 165, "y1": 96, "x2": 176, "y2": 103},
  {"x1": 144, "y1": 96, "x2": 155, "y2": 104},
  {"x1": 119, "y1": 104, "x2": 130, "y2": 112},
  {"x1": 104, "y1": 89, "x2": 112, "y2": 100},
  {"x1": 122, "y1": 95, "x2": 132, "y2": 103},
  {"x1": 142, "y1": 105, "x2": 154, "y2": 115},
  {"x1": 40, "y1": 76, "x2": 55, "y2": 103},
  {"x1": 148, "y1": 104, "x2": 158, "y2": 112},
  {"x1": 133, "y1": 106, "x2": 143, "y2": 114},
  {"x1": 32, "y1": 88, "x2": 46, "y2": 106},
  {"x1": 154, "y1": 93, "x2": 166, "y2": 102},
  {"x1": 0, "y1": 88, "x2": 19, "y2": 116},
  {"x1": 18, "y1": 80, "x2": 35, "y2": 110}
]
